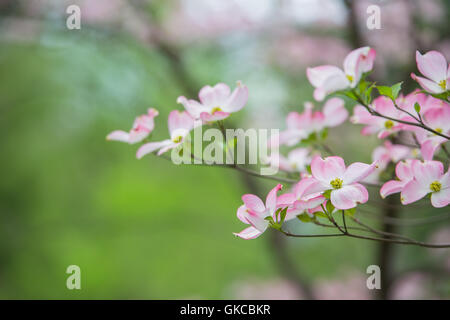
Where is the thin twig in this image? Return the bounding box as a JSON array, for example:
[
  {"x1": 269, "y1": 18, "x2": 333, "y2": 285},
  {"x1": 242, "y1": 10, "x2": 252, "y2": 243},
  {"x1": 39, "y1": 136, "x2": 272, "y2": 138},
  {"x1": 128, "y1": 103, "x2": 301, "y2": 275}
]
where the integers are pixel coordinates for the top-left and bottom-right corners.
[
  {"x1": 352, "y1": 91, "x2": 450, "y2": 140},
  {"x1": 280, "y1": 230, "x2": 346, "y2": 238},
  {"x1": 282, "y1": 225, "x2": 450, "y2": 248},
  {"x1": 350, "y1": 216, "x2": 413, "y2": 242},
  {"x1": 281, "y1": 204, "x2": 450, "y2": 248},
  {"x1": 342, "y1": 211, "x2": 347, "y2": 233},
  {"x1": 358, "y1": 208, "x2": 450, "y2": 226}
]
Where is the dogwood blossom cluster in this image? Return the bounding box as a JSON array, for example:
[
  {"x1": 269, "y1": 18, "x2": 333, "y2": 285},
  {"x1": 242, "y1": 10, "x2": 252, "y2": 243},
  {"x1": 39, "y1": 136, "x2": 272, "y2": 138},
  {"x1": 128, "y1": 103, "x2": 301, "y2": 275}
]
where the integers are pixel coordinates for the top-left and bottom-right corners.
[
  {"x1": 234, "y1": 47, "x2": 449, "y2": 240},
  {"x1": 234, "y1": 156, "x2": 377, "y2": 239},
  {"x1": 263, "y1": 98, "x2": 348, "y2": 178},
  {"x1": 306, "y1": 47, "x2": 376, "y2": 101},
  {"x1": 270, "y1": 98, "x2": 348, "y2": 148},
  {"x1": 108, "y1": 81, "x2": 249, "y2": 158},
  {"x1": 107, "y1": 46, "x2": 449, "y2": 242},
  {"x1": 380, "y1": 160, "x2": 450, "y2": 208}
]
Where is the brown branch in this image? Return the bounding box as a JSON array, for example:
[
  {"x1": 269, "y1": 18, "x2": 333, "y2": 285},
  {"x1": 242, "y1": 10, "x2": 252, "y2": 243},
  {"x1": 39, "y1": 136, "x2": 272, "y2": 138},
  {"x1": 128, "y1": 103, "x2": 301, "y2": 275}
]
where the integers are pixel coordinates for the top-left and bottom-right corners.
[
  {"x1": 281, "y1": 225, "x2": 450, "y2": 248},
  {"x1": 352, "y1": 90, "x2": 450, "y2": 140}
]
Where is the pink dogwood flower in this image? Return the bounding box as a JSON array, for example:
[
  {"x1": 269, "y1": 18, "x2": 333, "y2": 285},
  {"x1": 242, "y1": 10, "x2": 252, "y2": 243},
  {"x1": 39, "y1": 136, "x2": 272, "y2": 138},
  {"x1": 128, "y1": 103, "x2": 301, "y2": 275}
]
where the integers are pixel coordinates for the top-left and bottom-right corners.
[
  {"x1": 413, "y1": 107, "x2": 450, "y2": 160},
  {"x1": 277, "y1": 178, "x2": 326, "y2": 220},
  {"x1": 411, "y1": 50, "x2": 450, "y2": 94},
  {"x1": 396, "y1": 90, "x2": 436, "y2": 115},
  {"x1": 380, "y1": 159, "x2": 417, "y2": 198},
  {"x1": 363, "y1": 141, "x2": 413, "y2": 185},
  {"x1": 307, "y1": 46, "x2": 376, "y2": 101},
  {"x1": 420, "y1": 95, "x2": 450, "y2": 112},
  {"x1": 234, "y1": 184, "x2": 283, "y2": 240},
  {"x1": 272, "y1": 98, "x2": 348, "y2": 147},
  {"x1": 136, "y1": 110, "x2": 194, "y2": 158},
  {"x1": 263, "y1": 148, "x2": 312, "y2": 173},
  {"x1": 107, "y1": 108, "x2": 159, "y2": 144},
  {"x1": 351, "y1": 96, "x2": 404, "y2": 138},
  {"x1": 401, "y1": 160, "x2": 450, "y2": 208},
  {"x1": 302, "y1": 156, "x2": 378, "y2": 210},
  {"x1": 372, "y1": 141, "x2": 412, "y2": 171},
  {"x1": 177, "y1": 81, "x2": 248, "y2": 122}
]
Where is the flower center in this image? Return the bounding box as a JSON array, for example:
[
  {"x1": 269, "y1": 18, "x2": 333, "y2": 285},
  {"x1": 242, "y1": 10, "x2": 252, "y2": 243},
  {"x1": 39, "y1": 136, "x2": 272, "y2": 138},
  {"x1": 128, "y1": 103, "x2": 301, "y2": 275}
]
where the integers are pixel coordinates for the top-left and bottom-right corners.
[
  {"x1": 429, "y1": 181, "x2": 441, "y2": 192},
  {"x1": 172, "y1": 135, "x2": 183, "y2": 143},
  {"x1": 330, "y1": 178, "x2": 343, "y2": 189},
  {"x1": 346, "y1": 75, "x2": 354, "y2": 82},
  {"x1": 211, "y1": 107, "x2": 222, "y2": 114},
  {"x1": 438, "y1": 79, "x2": 446, "y2": 90},
  {"x1": 435, "y1": 127, "x2": 443, "y2": 134},
  {"x1": 384, "y1": 120, "x2": 394, "y2": 129}
]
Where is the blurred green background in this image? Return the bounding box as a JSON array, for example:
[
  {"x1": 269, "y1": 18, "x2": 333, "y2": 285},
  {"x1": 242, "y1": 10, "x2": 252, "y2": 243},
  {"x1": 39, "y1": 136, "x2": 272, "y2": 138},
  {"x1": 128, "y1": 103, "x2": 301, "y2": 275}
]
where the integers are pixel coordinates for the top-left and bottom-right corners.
[{"x1": 0, "y1": 0, "x2": 449, "y2": 299}]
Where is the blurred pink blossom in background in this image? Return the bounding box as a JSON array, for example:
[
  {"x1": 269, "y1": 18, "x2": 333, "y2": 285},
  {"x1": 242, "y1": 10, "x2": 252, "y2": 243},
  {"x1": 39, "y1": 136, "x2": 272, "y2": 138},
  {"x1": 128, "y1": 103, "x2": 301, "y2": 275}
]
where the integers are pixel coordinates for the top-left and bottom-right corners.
[{"x1": 313, "y1": 273, "x2": 371, "y2": 300}]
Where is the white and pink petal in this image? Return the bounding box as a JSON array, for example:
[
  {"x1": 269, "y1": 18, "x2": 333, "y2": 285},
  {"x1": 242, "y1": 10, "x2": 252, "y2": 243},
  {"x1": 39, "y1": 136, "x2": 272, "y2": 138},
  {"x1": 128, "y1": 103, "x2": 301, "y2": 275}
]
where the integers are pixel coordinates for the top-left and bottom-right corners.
[
  {"x1": 330, "y1": 183, "x2": 368, "y2": 210},
  {"x1": 233, "y1": 226, "x2": 263, "y2": 240}
]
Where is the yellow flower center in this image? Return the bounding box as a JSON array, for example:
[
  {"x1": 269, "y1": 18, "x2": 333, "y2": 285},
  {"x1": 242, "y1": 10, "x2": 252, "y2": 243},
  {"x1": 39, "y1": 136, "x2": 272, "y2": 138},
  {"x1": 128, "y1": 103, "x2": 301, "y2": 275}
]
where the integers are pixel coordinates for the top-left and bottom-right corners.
[
  {"x1": 330, "y1": 178, "x2": 343, "y2": 189},
  {"x1": 211, "y1": 107, "x2": 222, "y2": 114},
  {"x1": 438, "y1": 80, "x2": 446, "y2": 90},
  {"x1": 384, "y1": 120, "x2": 394, "y2": 129},
  {"x1": 430, "y1": 181, "x2": 441, "y2": 192},
  {"x1": 435, "y1": 127, "x2": 443, "y2": 134},
  {"x1": 346, "y1": 75, "x2": 354, "y2": 82},
  {"x1": 172, "y1": 135, "x2": 183, "y2": 143}
]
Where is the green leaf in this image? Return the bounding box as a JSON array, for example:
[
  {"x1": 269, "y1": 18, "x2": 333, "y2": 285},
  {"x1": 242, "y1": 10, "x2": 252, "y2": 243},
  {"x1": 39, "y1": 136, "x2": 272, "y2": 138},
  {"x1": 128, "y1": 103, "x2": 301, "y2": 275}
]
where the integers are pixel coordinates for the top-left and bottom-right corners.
[
  {"x1": 297, "y1": 213, "x2": 314, "y2": 223},
  {"x1": 344, "y1": 208, "x2": 356, "y2": 217},
  {"x1": 326, "y1": 201, "x2": 335, "y2": 214},
  {"x1": 278, "y1": 207, "x2": 288, "y2": 224},
  {"x1": 341, "y1": 90, "x2": 358, "y2": 101},
  {"x1": 414, "y1": 102, "x2": 421, "y2": 114},
  {"x1": 323, "y1": 190, "x2": 332, "y2": 199},
  {"x1": 266, "y1": 215, "x2": 281, "y2": 230},
  {"x1": 270, "y1": 223, "x2": 281, "y2": 230},
  {"x1": 376, "y1": 82, "x2": 403, "y2": 101},
  {"x1": 376, "y1": 85, "x2": 392, "y2": 98},
  {"x1": 320, "y1": 128, "x2": 328, "y2": 140},
  {"x1": 361, "y1": 70, "x2": 373, "y2": 79},
  {"x1": 264, "y1": 216, "x2": 275, "y2": 224},
  {"x1": 313, "y1": 211, "x2": 329, "y2": 219},
  {"x1": 391, "y1": 82, "x2": 403, "y2": 100},
  {"x1": 273, "y1": 208, "x2": 281, "y2": 221},
  {"x1": 430, "y1": 91, "x2": 449, "y2": 101},
  {"x1": 305, "y1": 165, "x2": 312, "y2": 175},
  {"x1": 301, "y1": 132, "x2": 317, "y2": 143},
  {"x1": 358, "y1": 79, "x2": 368, "y2": 95},
  {"x1": 364, "y1": 83, "x2": 376, "y2": 105}
]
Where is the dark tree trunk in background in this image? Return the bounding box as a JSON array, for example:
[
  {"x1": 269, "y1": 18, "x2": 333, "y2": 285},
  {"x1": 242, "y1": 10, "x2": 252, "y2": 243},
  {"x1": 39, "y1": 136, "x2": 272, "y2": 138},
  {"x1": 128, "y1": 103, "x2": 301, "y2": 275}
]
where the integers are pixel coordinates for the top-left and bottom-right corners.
[
  {"x1": 376, "y1": 196, "x2": 399, "y2": 300},
  {"x1": 142, "y1": 3, "x2": 315, "y2": 299}
]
